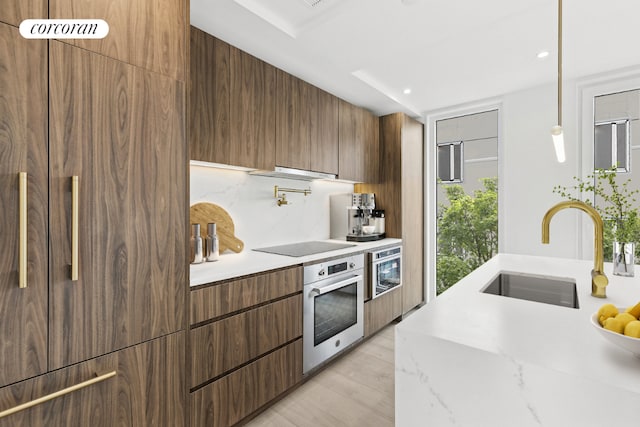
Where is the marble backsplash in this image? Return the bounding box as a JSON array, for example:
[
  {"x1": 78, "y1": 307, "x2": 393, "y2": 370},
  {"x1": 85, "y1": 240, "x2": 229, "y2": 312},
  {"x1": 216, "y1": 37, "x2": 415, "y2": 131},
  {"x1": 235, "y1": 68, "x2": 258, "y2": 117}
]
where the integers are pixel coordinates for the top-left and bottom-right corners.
[{"x1": 190, "y1": 164, "x2": 354, "y2": 249}]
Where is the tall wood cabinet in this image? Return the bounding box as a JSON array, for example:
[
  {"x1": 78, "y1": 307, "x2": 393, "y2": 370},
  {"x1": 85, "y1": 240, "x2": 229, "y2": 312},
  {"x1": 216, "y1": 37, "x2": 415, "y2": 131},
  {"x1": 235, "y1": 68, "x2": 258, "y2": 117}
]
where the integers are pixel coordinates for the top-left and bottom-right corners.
[
  {"x1": 48, "y1": 41, "x2": 186, "y2": 369},
  {"x1": 0, "y1": 22, "x2": 48, "y2": 388},
  {"x1": 0, "y1": 0, "x2": 188, "y2": 423},
  {"x1": 357, "y1": 112, "x2": 424, "y2": 314},
  {"x1": 0, "y1": 0, "x2": 46, "y2": 27}
]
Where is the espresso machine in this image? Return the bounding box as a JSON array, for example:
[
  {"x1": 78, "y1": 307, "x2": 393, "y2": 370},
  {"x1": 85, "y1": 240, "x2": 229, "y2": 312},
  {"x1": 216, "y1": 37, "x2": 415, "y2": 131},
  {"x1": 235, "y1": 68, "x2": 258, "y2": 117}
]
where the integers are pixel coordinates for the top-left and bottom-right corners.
[{"x1": 346, "y1": 193, "x2": 385, "y2": 242}]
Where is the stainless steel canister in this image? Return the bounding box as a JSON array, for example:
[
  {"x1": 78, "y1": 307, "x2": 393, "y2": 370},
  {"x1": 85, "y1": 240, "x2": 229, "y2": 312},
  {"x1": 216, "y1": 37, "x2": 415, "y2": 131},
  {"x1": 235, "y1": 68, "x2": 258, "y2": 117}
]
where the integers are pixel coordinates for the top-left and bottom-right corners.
[{"x1": 190, "y1": 223, "x2": 204, "y2": 264}]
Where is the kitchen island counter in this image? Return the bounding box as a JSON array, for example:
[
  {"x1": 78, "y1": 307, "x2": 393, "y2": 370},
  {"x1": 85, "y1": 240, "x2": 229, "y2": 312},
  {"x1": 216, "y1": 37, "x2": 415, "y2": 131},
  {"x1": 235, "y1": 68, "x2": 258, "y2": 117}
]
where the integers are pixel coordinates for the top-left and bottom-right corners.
[
  {"x1": 190, "y1": 238, "x2": 401, "y2": 286},
  {"x1": 396, "y1": 253, "x2": 640, "y2": 426}
]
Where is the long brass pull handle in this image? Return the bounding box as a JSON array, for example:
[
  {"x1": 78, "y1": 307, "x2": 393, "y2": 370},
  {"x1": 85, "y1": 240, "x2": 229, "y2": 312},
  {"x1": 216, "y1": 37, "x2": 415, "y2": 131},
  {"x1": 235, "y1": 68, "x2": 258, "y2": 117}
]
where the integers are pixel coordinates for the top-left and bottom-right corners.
[
  {"x1": 19, "y1": 172, "x2": 27, "y2": 288},
  {"x1": 0, "y1": 371, "x2": 117, "y2": 419},
  {"x1": 71, "y1": 176, "x2": 79, "y2": 281}
]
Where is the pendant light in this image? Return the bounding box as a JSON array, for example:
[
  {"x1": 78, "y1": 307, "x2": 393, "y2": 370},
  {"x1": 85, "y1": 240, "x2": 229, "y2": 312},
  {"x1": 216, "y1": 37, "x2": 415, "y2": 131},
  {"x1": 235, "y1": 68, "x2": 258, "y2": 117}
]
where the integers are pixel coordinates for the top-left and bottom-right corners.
[{"x1": 551, "y1": 0, "x2": 566, "y2": 163}]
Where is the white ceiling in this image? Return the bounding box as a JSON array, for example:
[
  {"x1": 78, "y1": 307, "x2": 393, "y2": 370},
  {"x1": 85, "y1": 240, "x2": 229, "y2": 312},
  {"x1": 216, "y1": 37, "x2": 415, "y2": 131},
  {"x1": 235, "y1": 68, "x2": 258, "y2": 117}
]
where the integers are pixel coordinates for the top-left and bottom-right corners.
[{"x1": 190, "y1": 0, "x2": 640, "y2": 118}]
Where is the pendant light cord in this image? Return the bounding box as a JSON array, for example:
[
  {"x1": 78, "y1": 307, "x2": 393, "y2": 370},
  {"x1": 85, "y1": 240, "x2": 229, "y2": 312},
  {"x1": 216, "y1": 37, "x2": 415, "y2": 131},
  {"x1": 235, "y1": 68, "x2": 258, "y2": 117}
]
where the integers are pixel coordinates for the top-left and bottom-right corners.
[{"x1": 557, "y1": 0, "x2": 562, "y2": 127}]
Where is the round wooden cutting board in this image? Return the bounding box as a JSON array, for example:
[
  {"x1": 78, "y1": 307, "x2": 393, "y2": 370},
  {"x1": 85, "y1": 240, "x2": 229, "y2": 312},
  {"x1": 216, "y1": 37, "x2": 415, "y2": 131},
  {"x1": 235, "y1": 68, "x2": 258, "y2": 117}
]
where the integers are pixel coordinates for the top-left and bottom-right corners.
[{"x1": 189, "y1": 202, "x2": 244, "y2": 253}]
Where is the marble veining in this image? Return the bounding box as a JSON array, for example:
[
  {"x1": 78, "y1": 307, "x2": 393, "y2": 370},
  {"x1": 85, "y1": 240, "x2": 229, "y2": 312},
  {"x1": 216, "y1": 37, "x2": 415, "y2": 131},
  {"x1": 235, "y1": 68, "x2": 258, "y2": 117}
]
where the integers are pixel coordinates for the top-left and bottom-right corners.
[{"x1": 396, "y1": 254, "x2": 640, "y2": 426}]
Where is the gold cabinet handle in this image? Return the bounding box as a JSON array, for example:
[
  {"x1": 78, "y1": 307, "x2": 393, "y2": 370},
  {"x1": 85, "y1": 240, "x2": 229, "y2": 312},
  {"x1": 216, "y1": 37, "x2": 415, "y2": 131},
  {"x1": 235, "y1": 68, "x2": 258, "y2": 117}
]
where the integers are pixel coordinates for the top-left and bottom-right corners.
[
  {"x1": 19, "y1": 172, "x2": 27, "y2": 289},
  {"x1": 71, "y1": 176, "x2": 79, "y2": 281},
  {"x1": 0, "y1": 371, "x2": 117, "y2": 419}
]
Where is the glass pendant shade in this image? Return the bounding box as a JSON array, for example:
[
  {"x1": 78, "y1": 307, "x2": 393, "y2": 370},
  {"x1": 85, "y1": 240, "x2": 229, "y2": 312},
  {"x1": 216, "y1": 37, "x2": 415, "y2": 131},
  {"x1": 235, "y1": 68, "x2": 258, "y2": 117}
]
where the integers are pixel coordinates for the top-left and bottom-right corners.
[{"x1": 551, "y1": 125, "x2": 566, "y2": 163}]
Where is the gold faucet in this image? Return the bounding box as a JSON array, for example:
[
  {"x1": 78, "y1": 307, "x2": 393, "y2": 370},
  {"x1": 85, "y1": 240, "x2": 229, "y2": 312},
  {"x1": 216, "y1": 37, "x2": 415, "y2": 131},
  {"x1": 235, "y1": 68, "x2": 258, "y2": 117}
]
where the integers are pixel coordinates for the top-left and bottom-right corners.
[{"x1": 542, "y1": 200, "x2": 609, "y2": 298}]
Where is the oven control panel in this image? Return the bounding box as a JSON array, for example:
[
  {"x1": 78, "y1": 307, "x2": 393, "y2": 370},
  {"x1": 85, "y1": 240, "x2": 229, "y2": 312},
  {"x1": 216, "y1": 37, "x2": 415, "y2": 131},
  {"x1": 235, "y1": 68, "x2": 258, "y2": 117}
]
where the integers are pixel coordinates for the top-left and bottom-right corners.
[{"x1": 303, "y1": 254, "x2": 365, "y2": 285}]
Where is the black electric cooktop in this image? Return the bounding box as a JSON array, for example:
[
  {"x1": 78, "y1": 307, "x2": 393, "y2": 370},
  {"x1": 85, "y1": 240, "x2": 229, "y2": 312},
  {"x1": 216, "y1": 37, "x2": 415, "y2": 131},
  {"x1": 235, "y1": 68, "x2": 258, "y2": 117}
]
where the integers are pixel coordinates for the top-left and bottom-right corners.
[{"x1": 253, "y1": 241, "x2": 356, "y2": 257}]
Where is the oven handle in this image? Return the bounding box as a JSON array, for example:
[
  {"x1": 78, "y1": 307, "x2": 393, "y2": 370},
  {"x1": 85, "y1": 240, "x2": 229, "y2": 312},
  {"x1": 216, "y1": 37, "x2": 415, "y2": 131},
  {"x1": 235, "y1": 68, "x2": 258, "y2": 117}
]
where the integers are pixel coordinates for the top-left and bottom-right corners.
[
  {"x1": 311, "y1": 274, "x2": 363, "y2": 296},
  {"x1": 372, "y1": 255, "x2": 401, "y2": 267}
]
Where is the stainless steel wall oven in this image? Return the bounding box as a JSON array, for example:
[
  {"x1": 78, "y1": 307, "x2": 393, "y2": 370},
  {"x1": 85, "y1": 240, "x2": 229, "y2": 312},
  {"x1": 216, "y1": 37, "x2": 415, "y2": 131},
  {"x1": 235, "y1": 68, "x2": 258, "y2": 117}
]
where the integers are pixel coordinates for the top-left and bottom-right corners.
[
  {"x1": 368, "y1": 246, "x2": 402, "y2": 299},
  {"x1": 303, "y1": 254, "x2": 364, "y2": 373}
]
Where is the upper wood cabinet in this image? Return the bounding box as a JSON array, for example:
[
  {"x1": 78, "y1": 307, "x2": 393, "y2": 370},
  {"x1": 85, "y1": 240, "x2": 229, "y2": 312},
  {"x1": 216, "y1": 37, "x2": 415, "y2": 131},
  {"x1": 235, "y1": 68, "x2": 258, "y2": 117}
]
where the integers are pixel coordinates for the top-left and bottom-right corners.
[
  {"x1": 276, "y1": 70, "x2": 312, "y2": 171},
  {"x1": 48, "y1": 41, "x2": 186, "y2": 369},
  {"x1": 275, "y1": 70, "x2": 340, "y2": 175},
  {"x1": 50, "y1": 0, "x2": 187, "y2": 80},
  {"x1": 190, "y1": 27, "x2": 276, "y2": 170},
  {"x1": 339, "y1": 100, "x2": 380, "y2": 182},
  {"x1": 0, "y1": 22, "x2": 48, "y2": 388},
  {"x1": 312, "y1": 88, "x2": 339, "y2": 175},
  {"x1": 230, "y1": 46, "x2": 276, "y2": 170},
  {"x1": 0, "y1": 0, "x2": 46, "y2": 26},
  {"x1": 190, "y1": 27, "x2": 230, "y2": 164}
]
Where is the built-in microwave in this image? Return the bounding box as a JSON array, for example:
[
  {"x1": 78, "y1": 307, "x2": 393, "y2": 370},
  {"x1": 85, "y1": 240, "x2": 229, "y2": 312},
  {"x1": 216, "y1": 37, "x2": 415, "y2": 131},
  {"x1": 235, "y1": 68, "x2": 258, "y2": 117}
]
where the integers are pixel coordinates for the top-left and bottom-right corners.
[{"x1": 368, "y1": 246, "x2": 402, "y2": 299}]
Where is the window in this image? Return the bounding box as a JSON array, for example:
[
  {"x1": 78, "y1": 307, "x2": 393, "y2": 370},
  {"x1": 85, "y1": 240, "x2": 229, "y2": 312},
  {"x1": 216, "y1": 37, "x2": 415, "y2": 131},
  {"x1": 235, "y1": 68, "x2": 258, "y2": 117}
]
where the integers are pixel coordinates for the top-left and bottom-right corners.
[
  {"x1": 437, "y1": 141, "x2": 463, "y2": 183},
  {"x1": 595, "y1": 119, "x2": 630, "y2": 172}
]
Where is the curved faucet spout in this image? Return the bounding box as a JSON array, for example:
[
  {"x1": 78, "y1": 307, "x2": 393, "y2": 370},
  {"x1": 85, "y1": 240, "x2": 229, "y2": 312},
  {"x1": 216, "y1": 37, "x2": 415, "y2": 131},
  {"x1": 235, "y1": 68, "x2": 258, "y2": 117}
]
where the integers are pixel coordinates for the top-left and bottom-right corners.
[{"x1": 541, "y1": 200, "x2": 608, "y2": 298}]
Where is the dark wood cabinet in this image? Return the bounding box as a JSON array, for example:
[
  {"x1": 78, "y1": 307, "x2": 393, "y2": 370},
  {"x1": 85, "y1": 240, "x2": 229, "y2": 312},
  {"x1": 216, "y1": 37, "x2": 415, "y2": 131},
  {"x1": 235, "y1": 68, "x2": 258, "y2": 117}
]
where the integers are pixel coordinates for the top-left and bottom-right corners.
[
  {"x1": 189, "y1": 267, "x2": 303, "y2": 427},
  {"x1": 230, "y1": 45, "x2": 276, "y2": 170},
  {"x1": 364, "y1": 113, "x2": 424, "y2": 314},
  {"x1": 0, "y1": 0, "x2": 46, "y2": 26},
  {"x1": 190, "y1": 266, "x2": 302, "y2": 325},
  {"x1": 191, "y1": 340, "x2": 302, "y2": 427},
  {"x1": 0, "y1": 332, "x2": 186, "y2": 427},
  {"x1": 338, "y1": 100, "x2": 380, "y2": 182},
  {"x1": 357, "y1": 113, "x2": 423, "y2": 315},
  {"x1": 364, "y1": 288, "x2": 402, "y2": 337},
  {"x1": 190, "y1": 27, "x2": 230, "y2": 165},
  {"x1": 311, "y1": 88, "x2": 339, "y2": 175},
  {"x1": 50, "y1": 0, "x2": 187, "y2": 81},
  {"x1": 276, "y1": 70, "x2": 313, "y2": 171},
  {"x1": 189, "y1": 28, "x2": 377, "y2": 178},
  {"x1": 190, "y1": 27, "x2": 277, "y2": 170},
  {"x1": 0, "y1": 0, "x2": 188, "y2": 421},
  {"x1": 190, "y1": 295, "x2": 302, "y2": 388},
  {"x1": 48, "y1": 41, "x2": 186, "y2": 369},
  {"x1": 0, "y1": 22, "x2": 48, "y2": 388},
  {"x1": 276, "y1": 71, "x2": 340, "y2": 174}
]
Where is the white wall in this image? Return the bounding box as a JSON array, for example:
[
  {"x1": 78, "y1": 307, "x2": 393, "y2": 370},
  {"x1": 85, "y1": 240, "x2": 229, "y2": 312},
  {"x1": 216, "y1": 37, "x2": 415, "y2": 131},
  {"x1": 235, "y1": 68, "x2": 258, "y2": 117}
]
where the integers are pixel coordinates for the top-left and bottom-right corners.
[
  {"x1": 501, "y1": 80, "x2": 581, "y2": 258},
  {"x1": 190, "y1": 165, "x2": 354, "y2": 249}
]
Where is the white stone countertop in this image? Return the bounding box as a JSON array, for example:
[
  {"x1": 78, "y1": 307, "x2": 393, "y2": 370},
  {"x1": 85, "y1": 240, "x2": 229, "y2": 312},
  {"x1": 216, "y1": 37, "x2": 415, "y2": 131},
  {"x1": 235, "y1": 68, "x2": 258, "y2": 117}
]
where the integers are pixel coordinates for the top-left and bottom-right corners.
[
  {"x1": 189, "y1": 237, "x2": 402, "y2": 286},
  {"x1": 396, "y1": 253, "x2": 640, "y2": 426}
]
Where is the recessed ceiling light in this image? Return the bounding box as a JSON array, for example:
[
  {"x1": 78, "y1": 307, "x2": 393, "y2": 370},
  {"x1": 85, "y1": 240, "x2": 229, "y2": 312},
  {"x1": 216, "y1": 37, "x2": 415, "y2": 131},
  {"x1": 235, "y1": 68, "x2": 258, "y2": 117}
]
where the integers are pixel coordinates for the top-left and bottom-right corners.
[
  {"x1": 537, "y1": 50, "x2": 550, "y2": 59},
  {"x1": 403, "y1": 88, "x2": 412, "y2": 95}
]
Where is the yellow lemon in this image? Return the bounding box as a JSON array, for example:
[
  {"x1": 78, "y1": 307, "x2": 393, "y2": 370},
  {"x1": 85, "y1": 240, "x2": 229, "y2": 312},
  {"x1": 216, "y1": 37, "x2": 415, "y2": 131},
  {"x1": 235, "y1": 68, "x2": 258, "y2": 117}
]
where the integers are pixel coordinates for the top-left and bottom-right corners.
[
  {"x1": 624, "y1": 320, "x2": 640, "y2": 338},
  {"x1": 614, "y1": 312, "x2": 636, "y2": 328},
  {"x1": 597, "y1": 303, "x2": 619, "y2": 326},
  {"x1": 603, "y1": 317, "x2": 625, "y2": 334},
  {"x1": 625, "y1": 302, "x2": 640, "y2": 319}
]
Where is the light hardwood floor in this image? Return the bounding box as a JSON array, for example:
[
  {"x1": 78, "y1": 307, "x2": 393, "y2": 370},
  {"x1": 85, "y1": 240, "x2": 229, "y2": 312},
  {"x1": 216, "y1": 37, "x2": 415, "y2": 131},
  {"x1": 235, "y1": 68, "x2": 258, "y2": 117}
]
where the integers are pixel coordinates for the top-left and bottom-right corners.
[{"x1": 245, "y1": 324, "x2": 396, "y2": 427}]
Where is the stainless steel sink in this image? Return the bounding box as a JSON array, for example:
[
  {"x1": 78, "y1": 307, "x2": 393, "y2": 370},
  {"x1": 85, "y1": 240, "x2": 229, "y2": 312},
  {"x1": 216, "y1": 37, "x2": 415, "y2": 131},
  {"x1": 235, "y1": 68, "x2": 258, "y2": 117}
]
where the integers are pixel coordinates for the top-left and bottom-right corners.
[{"x1": 481, "y1": 272, "x2": 579, "y2": 309}]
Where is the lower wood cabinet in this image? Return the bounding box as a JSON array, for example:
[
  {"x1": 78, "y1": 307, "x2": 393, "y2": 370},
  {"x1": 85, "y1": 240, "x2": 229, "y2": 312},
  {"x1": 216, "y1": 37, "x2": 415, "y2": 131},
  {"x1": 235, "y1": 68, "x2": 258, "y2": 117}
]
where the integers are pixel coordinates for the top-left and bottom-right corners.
[
  {"x1": 190, "y1": 340, "x2": 302, "y2": 427},
  {"x1": 189, "y1": 266, "x2": 303, "y2": 427},
  {"x1": 190, "y1": 267, "x2": 302, "y2": 325},
  {"x1": 0, "y1": 332, "x2": 186, "y2": 427},
  {"x1": 364, "y1": 288, "x2": 403, "y2": 337},
  {"x1": 190, "y1": 295, "x2": 302, "y2": 388}
]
